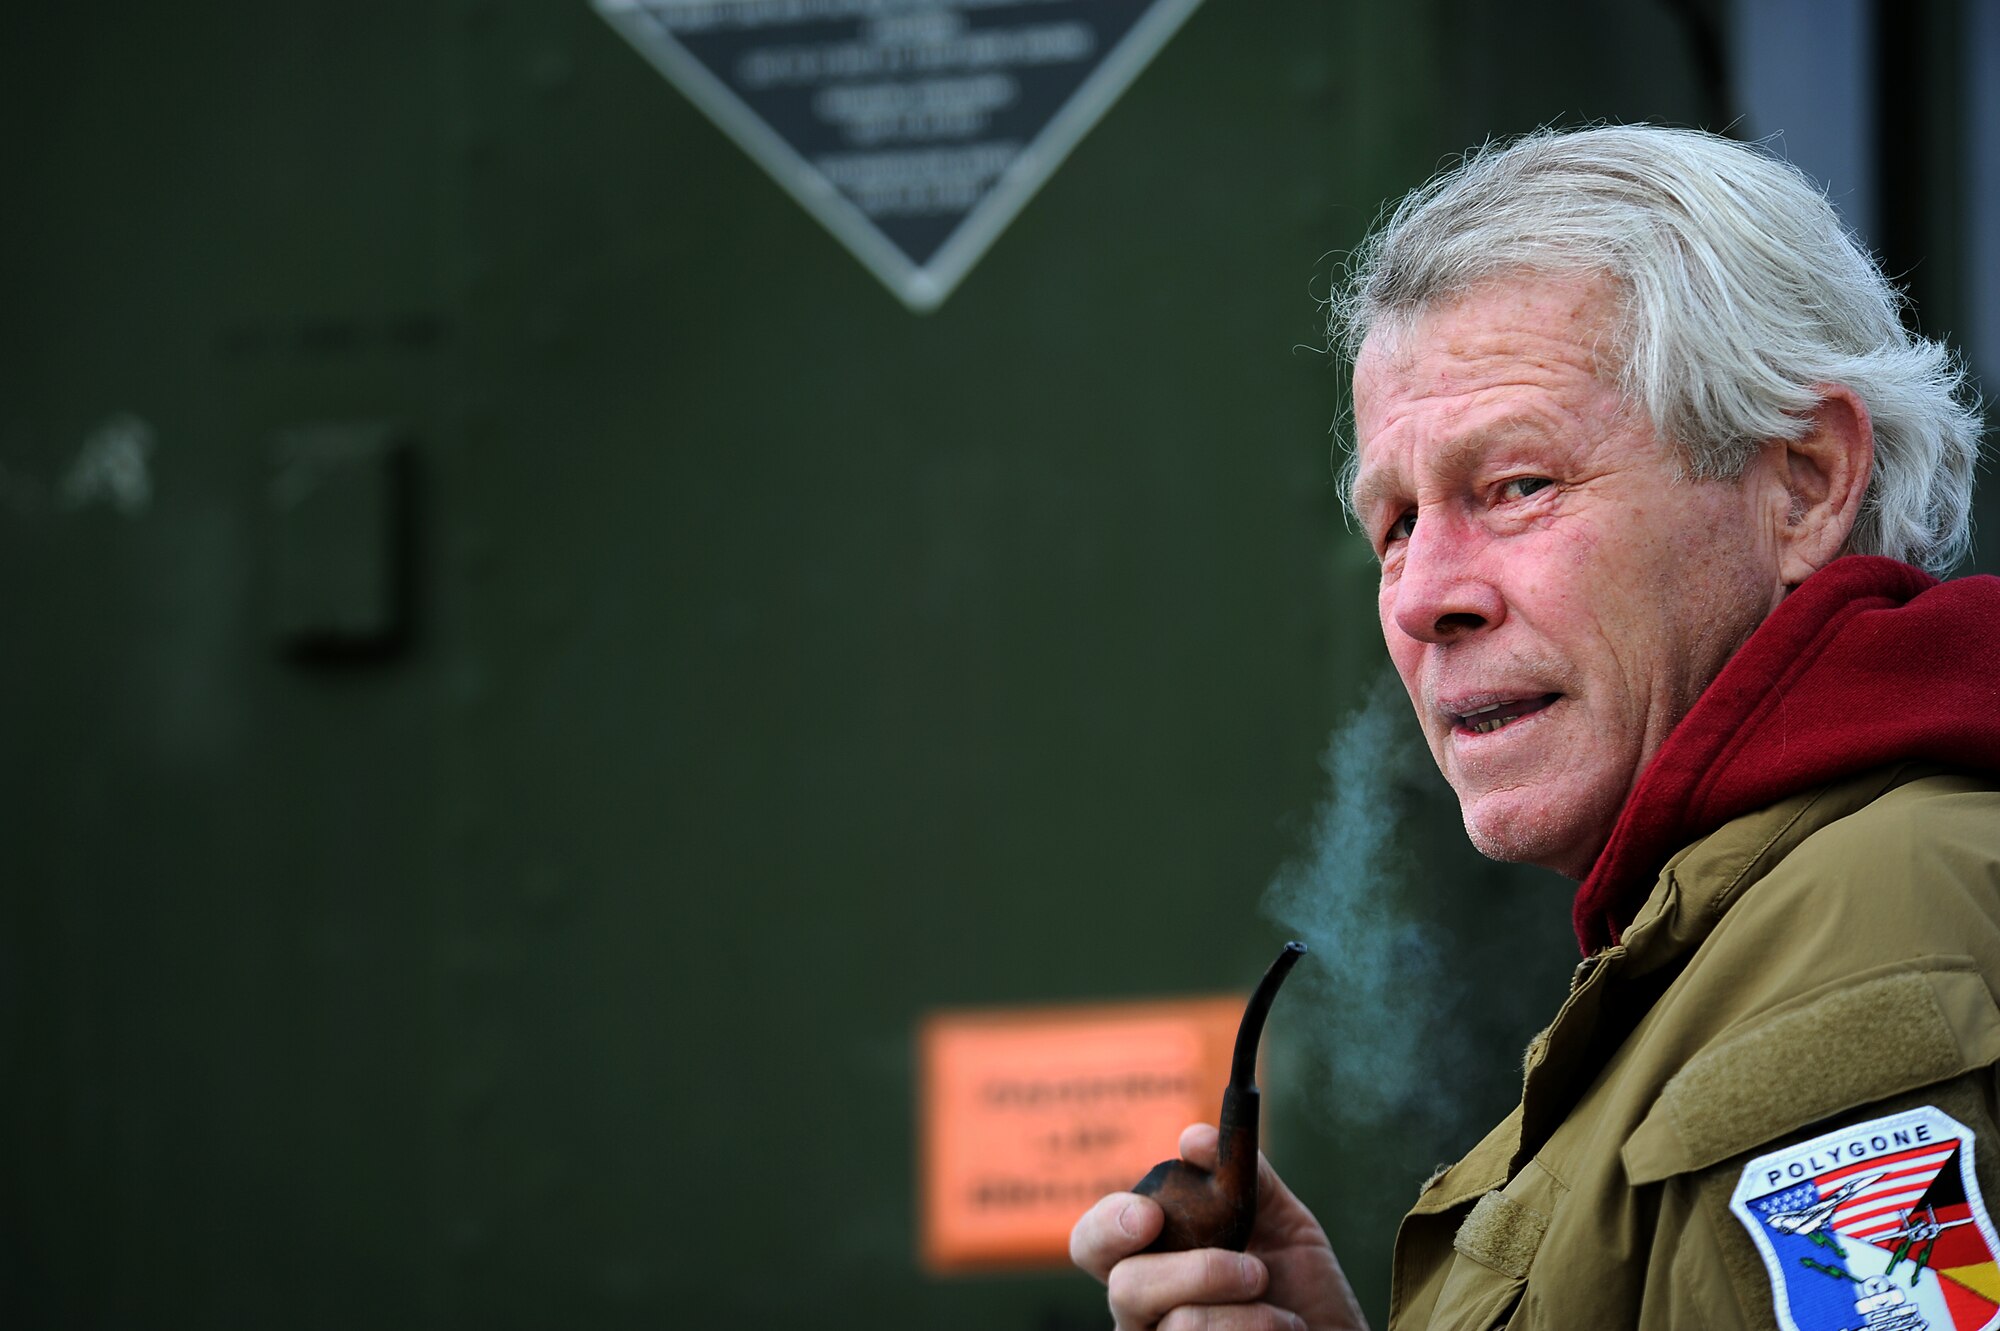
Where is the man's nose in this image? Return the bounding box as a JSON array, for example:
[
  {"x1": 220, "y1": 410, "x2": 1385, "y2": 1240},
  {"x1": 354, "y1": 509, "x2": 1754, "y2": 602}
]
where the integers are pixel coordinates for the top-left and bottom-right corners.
[{"x1": 1392, "y1": 513, "x2": 1503, "y2": 644}]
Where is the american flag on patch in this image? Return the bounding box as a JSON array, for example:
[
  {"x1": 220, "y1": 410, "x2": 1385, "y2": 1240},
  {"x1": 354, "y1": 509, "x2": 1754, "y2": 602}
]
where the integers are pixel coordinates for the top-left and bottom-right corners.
[{"x1": 1818, "y1": 1142, "x2": 1961, "y2": 1241}]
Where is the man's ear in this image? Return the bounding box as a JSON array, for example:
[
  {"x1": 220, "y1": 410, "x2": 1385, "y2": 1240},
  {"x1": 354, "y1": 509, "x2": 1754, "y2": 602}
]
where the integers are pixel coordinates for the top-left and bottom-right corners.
[{"x1": 1775, "y1": 383, "x2": 1874, "y2": 586}]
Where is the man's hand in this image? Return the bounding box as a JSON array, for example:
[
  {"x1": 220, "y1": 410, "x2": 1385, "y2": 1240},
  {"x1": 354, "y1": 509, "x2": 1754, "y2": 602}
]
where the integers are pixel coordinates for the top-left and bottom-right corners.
[{"x1": 1069, "y1": 1124, "x2": 1370, "y2": 1331}]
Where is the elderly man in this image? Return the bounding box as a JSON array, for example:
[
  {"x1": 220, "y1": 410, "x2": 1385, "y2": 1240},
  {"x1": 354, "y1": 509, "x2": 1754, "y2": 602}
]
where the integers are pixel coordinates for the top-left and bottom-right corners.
[{"x1": 1072, "y1": 125, "x2": 2000, "y2": 1329}]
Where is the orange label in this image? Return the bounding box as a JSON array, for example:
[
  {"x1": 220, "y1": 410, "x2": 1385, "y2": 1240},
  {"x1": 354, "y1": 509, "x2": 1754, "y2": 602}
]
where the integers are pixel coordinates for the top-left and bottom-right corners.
[{"x1": 918, "y1": 995, "x2": 1246, "y2": 1273}]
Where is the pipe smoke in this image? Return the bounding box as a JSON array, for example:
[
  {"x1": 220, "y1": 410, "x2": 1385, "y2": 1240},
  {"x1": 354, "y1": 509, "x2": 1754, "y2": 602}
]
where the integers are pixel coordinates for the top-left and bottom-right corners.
[{"x1": 1261, "y1": 673, "x2": 1462, "y2": 1130}]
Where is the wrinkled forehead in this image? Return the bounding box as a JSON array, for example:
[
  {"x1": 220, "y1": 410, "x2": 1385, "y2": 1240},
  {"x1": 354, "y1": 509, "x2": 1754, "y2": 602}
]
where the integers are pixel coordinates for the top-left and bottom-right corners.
[
  {"x1": 1354, "y1": 273, "x2": 1628, "y2": 392},
  {"x1": 1346, "y1": 276, "x2": 1642, "y2": 510}
]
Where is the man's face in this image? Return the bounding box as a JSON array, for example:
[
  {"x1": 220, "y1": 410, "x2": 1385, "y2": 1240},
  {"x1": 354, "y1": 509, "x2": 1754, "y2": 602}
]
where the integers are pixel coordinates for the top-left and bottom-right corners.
[{"x1": 1351, "y1": 275, "x2": 1787, "y2": 878}]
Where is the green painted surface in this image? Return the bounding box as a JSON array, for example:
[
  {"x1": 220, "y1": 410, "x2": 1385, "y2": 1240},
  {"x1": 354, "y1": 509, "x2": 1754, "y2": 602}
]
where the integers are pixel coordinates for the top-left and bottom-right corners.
[{"x1": 7, "y1": 3, "x2": 1976, "y2": 1328}]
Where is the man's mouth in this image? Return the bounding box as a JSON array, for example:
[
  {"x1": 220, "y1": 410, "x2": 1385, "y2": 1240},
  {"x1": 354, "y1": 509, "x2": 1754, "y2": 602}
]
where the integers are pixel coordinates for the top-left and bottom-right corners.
[{"x1": 1451, "y1": 694, "x2": 1561, "y2": 735}]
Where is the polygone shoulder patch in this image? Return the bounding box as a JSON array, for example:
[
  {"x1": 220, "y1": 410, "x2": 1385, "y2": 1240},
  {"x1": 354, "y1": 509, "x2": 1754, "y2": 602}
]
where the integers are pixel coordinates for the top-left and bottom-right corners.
[{"x1": 1730, "y1": 1106, "x2": 2000, "y2": 1331}]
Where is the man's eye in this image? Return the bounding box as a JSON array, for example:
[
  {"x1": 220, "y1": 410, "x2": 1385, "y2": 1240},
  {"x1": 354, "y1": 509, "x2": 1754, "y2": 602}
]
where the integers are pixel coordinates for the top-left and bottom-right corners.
[
  {"x1": 1500, "y1": 476, "x2": 1554, "y2": 501},
  {"x1": 1385, "y1": 510, "x2": 1417, "y2": 543}
]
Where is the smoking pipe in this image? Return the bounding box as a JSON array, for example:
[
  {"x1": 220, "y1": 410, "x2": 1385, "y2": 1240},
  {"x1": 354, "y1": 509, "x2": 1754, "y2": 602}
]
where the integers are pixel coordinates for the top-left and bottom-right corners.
[{"x1": 1132, "y1": 940, "x2": 1308, "y2": 1253}]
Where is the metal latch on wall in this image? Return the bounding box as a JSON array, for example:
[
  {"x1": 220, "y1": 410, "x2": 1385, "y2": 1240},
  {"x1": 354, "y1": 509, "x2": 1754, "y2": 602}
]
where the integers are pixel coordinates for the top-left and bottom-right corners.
[{"x1": 267, "y1": 423, "x2": 415, "y2": 663}]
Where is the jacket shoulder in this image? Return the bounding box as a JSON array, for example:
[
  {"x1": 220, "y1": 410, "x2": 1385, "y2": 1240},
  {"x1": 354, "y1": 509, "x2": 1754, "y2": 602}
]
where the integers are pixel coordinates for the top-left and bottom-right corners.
[
  {"x1": 1691, "y1": 768, "x2": 2000, "y2": 963},
  {"x1": 1780, "y1": 767, "x2": 2000, "y2": 871},
  {"x1": 1615, "y1": 769, "x2": 2000, "y2": 1188}
]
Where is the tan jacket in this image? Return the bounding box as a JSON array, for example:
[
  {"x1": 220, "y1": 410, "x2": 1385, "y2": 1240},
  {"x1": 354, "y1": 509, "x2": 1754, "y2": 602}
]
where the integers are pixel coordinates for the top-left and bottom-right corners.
[{"x1": 1389, "y1": 765, "x2": 2000, "y2": 1330}]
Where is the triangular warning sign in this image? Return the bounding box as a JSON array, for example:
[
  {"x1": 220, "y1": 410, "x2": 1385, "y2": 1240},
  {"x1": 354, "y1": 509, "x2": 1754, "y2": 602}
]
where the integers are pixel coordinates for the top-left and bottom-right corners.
[{"x1": 595, "y1": 0, "x2": 1205, "y2": 312}]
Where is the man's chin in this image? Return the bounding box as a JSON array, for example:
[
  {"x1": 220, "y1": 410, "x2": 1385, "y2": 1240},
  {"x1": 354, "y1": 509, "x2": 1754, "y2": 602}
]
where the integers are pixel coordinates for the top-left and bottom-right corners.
[{"x1": 1458, "y1": 796, "x2": 1612, "y2": 880}]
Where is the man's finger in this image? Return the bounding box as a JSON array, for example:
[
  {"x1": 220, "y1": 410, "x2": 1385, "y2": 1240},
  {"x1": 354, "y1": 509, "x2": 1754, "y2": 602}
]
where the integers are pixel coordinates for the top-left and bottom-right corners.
[
  {"x1": 1158, "y1": 1302, "x2": 1309, "y2": 1331},
  {"x1": 1106, "y1": 1247, "x2": 1270, "y2": 1324},
  {"x1": 1177, "y1": 1122, "x2": 1220, "y2": 1169},
  {"x1": 1071, "y1": 1191, "x2": 1163, "y2": 1281}
]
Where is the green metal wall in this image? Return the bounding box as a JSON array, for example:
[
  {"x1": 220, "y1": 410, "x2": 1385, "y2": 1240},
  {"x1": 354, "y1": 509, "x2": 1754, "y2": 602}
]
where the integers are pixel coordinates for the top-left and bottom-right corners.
[{"x1": 8, "y1": 3, "x2": 1938, "y2": 1328}]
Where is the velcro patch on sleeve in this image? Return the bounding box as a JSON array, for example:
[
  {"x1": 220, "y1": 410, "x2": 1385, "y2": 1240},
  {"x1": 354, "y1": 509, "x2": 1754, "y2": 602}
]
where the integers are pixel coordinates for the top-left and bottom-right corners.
[
  {"x1": 1728, "y1": 1105, "x2": 2000, "y2": 1331},
  {"x1": 1452, "y1": 1190, "x2": 1548, "y2": 1280},
  {"x1": 1624, "y1": 964, "x2": 2000, "y2": 1186}
]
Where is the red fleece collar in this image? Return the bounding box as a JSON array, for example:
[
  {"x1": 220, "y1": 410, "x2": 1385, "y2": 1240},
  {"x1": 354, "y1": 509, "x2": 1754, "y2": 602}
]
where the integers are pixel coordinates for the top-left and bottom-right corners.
[{"x1": 1572, "y1": 556, "x2": 2000, "y2": 954}]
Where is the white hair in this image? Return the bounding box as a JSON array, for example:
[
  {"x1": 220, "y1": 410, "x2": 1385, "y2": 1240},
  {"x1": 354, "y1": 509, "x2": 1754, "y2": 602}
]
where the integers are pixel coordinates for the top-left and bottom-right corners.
[{"x1": 1331, "y1": 124, "x2": 1983, "y2": 575}]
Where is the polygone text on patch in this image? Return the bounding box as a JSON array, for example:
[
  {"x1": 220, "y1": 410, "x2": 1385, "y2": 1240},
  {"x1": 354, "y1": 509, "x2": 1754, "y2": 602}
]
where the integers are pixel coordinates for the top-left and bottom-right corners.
[{"x1": 1765, "y1": 1123, "x2": 1936, "y2": 1188}]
